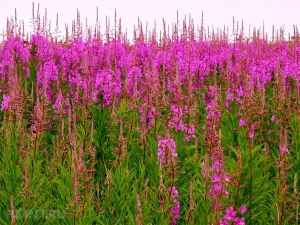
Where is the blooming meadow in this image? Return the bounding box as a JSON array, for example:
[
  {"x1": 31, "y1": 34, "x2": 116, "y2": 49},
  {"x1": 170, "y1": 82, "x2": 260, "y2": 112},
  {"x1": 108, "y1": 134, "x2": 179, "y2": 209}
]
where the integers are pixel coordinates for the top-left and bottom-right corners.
[{"x1": 0, "y1": 5, "x2": 300, "y2": 225}]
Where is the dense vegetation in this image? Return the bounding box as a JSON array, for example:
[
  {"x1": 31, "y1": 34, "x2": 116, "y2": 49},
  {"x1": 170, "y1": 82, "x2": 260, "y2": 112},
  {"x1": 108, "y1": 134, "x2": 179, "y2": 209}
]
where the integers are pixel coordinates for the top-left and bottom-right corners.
[{"x1": 0, "y1": 6, "x2": 300, "y2": 225}]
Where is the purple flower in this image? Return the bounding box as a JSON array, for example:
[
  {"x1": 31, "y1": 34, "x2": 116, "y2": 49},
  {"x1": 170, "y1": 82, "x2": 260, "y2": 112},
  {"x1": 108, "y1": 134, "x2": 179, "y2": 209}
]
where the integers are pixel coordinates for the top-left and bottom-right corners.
[
  {"x1": 280, "y1": 146, "x2": 289, "y2": 155},
  {"x1": 0, "y1": 94, "x2": 11, "y2": 111},
  {"x1": 233, "y1": 217, "x2": 245, "y2": 225},
  {"x1": 126, "y1": 67, "x2": 142, "y2": 98},
  {"x1": 93, "y1": 69, "x2": 122, "y2": 106},
  {"x1": 224, "y1": 207, "x2": 236, "y2": 221},
  {"x1": 64, "y1": 94, "x2": 71, "y2": 114},
  {"x1": 248, "y1": 124, "x2": 255, "y2": 139},
  {"x1": 170, "y1": 186, "x2": 179, "y2": 199},
  {"x1": 169, "y1": 186, "x2": 180, "y2": 225},
  {"x1": 53, "y1": 91, "x2": 64, "y2": 114},
  {"x1": 237, "y1": 86, "x2": 244, "y2": 97},
  {"x1": 169, "y1": 105, "x2": 185, "y2": 132},
  {"x1": 157, "y1": 137, "x2": 177, "y2": 164},
  {"x1": 239, "y1": 205, "x2": 247, "y2": 214},
  {"x1": 239, "y1": 119, "x2": 246, "y2": 127},
  {"x1": 248, "y1": 131, "x2": 254, "y2": 139},
  {"x1": 221, "y1": 206, "x2": 246, "y2": 225},
  {"x1": 220, "y1": 219, "x2": 229, "y2": 225},
  {"x1": 170, "y1": 200, "x2": 180, "y2": 224},
  {"x1": 226, "y1": 92, "x2": 234, "y2": 101},
  {"x1": 185, "y1": 124, "x2": 195, "y2": 135}
]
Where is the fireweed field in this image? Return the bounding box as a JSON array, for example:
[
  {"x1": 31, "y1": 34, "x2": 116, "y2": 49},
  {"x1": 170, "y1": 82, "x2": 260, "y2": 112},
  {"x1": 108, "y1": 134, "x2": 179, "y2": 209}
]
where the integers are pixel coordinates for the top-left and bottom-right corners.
[{"x1": 0, "y1": 7, "x2": 300, "y2": 225}]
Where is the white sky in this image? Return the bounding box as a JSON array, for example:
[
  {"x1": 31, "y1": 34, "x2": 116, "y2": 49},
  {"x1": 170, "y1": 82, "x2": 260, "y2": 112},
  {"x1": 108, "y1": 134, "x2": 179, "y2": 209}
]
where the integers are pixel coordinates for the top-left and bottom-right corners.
[{"x1": 0, "y1": 0, "x2": 299, "y2": 41}]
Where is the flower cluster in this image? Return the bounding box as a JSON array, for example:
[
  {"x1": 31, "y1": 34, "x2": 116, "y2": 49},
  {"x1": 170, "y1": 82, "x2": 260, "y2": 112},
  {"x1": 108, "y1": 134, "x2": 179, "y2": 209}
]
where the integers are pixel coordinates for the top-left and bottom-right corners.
[
  {"x1": 0, "y1": 94, "x2": 11, "y2": 111},
  {"x1": 93, "y1": 69, "x2": 122, "y2": 106},
  {"x1": 157, "y1": 137, "x2": 178, "y2": 164},
  {"x1": 201, "y1": 159, "x2": 229, "y2": 199},
  {"x1": 169, "y1": 186, "x2": 180, "y2": 225},
  {"x1": 220, "y1": 205, "x2": 247, "y2": 225}
]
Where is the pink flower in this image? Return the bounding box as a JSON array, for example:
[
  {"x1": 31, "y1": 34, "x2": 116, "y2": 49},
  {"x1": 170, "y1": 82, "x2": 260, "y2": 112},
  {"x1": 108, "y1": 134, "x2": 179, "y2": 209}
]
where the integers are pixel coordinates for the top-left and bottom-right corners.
[
  {"x1": 280, "y1": 146, "x2": 289, "y2": 155},
  {"x1": 220, "y1": 219, "x2": 229, "y2": 225},
  {"x1": 221, "y1": 206, "x2": 246, "y2": 225},
  {"x1": 157, "y1": 137, "x2": 177, "y2": 164},
  {"x1": 248, "y1": 124, "x2": 255, "y2": 139},
  {"x1": 233, "y1": 217, "x2": 245, "y2": 225},
  {"x1": 0, "y1": 94, "x2": 11, "y2": 111},
  {"x1": 170, "y1": 200, "x2": 180, "y2": 224},
  {"x1": 53, "y1": 91, "x2": 64, "y2": 114},
  {"x1": 239, "y1": 119, "x2": 246, "y2": 127},
  {"x1": 239, "y1": 205, "x2": 247, "y2": 214},
  {"x1": 169, "y1": 186, "x2": 180, "y2": 225},
  {"x1": 248, "y1": 131, "x2": 254, "y2": 139},
  {"x1": 170, "y1": 186, "x2": 179, "y2": 198},
  {"x1": 224, "y1": 207, "x2": 236, "y2": 221}
]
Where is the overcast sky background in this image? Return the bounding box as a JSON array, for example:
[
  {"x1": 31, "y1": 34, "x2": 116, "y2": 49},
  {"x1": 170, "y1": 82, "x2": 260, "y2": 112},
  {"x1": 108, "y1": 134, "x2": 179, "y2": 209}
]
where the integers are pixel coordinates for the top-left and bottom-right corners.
[{"x1": 0, "y1": 0, "x2": 299, "y2": 41}]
